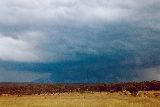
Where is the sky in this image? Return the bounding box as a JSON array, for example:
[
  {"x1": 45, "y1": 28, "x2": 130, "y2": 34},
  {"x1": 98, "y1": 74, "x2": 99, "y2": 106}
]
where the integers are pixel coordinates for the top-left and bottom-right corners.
[{"x1": 0, "y1": 0, "x2": 160, "y2": 83}]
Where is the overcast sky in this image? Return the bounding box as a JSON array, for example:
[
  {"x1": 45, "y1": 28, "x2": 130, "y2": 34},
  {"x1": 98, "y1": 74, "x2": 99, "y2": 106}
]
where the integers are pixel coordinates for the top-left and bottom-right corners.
[{"x1": 0, "y1": 0, "x2": 160, "y2": 82}]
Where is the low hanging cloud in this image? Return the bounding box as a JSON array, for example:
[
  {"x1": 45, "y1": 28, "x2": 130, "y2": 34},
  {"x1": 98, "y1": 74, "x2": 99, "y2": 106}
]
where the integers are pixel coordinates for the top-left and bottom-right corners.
[
  {"x1": 0, "y1": 70, "x2": 51, "y2": 82},
  {"x1": 134, "y1": 66, "x2": 160, "y2": 81}
]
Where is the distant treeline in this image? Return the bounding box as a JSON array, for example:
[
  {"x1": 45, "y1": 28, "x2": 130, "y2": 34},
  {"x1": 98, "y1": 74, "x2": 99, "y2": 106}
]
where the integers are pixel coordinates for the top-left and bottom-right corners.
[{"x1": 0, "y1": 81, "x2": 160, "y2": 96}]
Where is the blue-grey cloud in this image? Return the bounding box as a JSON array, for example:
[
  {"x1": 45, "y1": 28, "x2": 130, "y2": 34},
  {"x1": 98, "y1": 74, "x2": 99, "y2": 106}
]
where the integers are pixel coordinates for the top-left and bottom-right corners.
[
  {"x1": 0, "y1": 69, "x2": 51, "y2": 82},
  {"x1": 0, "y1": 0, "x2": 160, "y2": 82}
]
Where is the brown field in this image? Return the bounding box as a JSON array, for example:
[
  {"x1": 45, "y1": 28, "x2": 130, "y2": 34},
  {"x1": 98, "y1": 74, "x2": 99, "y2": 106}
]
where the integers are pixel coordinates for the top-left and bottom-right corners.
[
  {"x1": 0, "y1": 91, "x2": 160, "y2": 107},
  {"x1": 0, "y1": 81, "x2": 160, "y2": 107}
]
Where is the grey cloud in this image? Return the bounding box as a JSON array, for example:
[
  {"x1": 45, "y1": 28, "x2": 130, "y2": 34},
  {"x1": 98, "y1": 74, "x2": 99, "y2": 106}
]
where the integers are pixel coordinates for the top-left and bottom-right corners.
[
  {"x1": 0, "y1": 70, "x2": 51, "y2": 82},
  {"x1": 134, "y1": 66, "x2": 160, "y2": 81},
  {"x1": 0, "y1": 0, "x2": 159, "y2": 27},
  {"x1": 0, "y1": 32, "x2": 40, "y2": 62},
  {"x1": 0, "y1": 0, "x2": 160, "y2": 82},
  {"x1": 0, "y1": 0, "x2": 160, "y2": 81}
]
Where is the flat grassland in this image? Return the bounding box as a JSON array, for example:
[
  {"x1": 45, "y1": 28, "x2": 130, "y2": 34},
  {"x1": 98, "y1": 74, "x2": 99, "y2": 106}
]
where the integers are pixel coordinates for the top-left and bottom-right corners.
[{"x1": 0, "y1": 91, "x2": 160, "y2": 107}]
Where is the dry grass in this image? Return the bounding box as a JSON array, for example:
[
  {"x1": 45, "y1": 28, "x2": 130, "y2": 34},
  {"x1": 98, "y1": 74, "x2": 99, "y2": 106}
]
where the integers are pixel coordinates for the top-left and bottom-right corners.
[{"x1": 0, "y1": 91, "x2": 160, "y2": 107}]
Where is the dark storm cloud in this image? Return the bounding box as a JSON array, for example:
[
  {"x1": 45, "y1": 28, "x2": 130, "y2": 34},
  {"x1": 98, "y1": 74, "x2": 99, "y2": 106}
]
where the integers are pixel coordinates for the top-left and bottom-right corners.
[{"x1": 0, "y1": 0, "x2": 160, "y2": 82}]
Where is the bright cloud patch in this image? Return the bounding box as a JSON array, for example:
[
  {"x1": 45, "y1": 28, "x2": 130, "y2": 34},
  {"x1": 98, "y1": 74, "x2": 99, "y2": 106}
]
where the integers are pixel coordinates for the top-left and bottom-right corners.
[{"x1": 0, "y1": 33, "x2": 40, "y2": 62}]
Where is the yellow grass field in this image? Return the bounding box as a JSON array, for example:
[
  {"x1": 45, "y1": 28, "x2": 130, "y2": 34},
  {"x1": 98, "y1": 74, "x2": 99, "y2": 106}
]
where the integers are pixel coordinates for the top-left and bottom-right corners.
[{"x1": 0, "y1": 91, "x2": 160, "y2": 107}]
